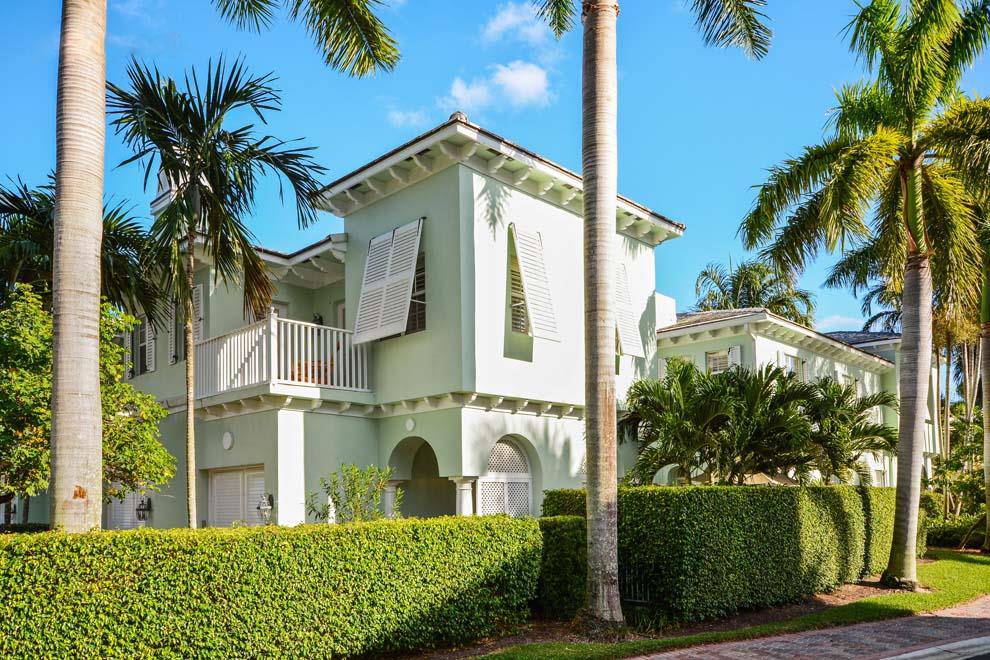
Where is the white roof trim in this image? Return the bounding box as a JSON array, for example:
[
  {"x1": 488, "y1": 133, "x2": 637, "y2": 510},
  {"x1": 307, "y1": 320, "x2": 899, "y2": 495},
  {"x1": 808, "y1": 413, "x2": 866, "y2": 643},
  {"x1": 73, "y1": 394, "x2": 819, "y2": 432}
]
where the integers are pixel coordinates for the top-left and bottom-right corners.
[
  {"x1": 658, "y1": 310, "x2": 894, "y2": 372},
  {"x1": 317, "y1": 116, "x2": 685, "y2": 248}
]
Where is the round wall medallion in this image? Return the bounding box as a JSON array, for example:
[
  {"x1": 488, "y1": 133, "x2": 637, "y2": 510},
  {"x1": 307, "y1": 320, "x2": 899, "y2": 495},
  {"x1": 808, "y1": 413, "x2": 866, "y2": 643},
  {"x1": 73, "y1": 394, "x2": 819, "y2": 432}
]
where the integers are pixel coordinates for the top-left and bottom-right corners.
[
  {"x1": 221, "y1": 431, "x2": 234, "y2": 451},
  {"x1": 404, "y1": 418, "x2": 416, "y2": 432}
]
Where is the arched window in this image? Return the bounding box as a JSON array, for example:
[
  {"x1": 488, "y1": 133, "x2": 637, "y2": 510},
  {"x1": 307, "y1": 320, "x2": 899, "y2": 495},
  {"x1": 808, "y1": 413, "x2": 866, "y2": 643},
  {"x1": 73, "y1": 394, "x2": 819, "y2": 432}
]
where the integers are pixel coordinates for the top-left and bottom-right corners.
[{"x1": 479, "y1": 438, "x2": 532, "y2": 517}]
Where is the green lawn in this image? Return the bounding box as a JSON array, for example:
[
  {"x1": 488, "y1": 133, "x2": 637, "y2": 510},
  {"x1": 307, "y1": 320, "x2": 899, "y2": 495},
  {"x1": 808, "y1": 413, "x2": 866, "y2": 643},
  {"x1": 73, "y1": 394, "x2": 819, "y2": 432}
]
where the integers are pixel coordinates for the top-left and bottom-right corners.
[{"x1": 488, "y1": 550, "x2": 990, "y2": 659}]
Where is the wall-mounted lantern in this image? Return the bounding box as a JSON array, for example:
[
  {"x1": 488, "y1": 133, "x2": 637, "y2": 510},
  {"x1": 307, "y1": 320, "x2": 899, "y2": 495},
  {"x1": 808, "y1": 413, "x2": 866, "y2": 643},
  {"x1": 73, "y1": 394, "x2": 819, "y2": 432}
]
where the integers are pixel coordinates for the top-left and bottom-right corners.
[
  {"x1": 256, "y1": 493, "x2": 274, "y2": 525},
  {"x1": 135, "y1": 497, "x2": 153, "y2": 522}
]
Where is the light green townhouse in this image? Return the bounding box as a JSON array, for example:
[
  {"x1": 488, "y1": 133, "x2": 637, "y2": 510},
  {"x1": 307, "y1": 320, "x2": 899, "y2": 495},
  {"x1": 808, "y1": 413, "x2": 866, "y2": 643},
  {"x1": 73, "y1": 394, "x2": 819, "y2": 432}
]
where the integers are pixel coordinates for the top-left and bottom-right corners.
[{"x1": 12, "y1": 113, "x2": 938, "y2": 529}]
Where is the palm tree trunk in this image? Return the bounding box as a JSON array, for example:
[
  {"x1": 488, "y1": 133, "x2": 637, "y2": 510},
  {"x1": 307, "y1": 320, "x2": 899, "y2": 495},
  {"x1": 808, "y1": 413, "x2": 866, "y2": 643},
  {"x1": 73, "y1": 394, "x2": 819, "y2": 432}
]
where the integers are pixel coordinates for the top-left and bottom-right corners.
[
  {"x1": 50, "y1": 0, "x2": 106, "y2": 532},
  {"x1": 883, "y1": 253, "x2": 933, "y2": 589},
  {"x1": 981, "y1": 274, "x2": 990, "y2": 553},
  {"x1": 944, "y1": 335, "x2": 952, "y2": 518},
  {"x1": 185, "y1": 229, "x2": 198, "y2": 528},
  {"x1": 581, "y1": 0, "x2": 624, "y2": 628}
]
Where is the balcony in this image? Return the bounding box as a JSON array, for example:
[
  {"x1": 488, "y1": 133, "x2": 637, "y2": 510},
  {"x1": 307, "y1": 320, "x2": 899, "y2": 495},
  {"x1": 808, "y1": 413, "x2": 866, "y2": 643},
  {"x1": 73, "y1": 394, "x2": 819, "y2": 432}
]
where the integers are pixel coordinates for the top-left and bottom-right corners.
[{"x1": 195, "y1": 316, "x2": 370, "y2": 399}]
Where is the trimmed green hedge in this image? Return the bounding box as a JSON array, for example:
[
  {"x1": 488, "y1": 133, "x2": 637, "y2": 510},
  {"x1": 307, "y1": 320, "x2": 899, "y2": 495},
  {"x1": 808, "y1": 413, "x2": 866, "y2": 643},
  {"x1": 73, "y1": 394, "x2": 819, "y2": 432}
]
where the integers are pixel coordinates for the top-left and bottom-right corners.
[
  {"x1": 536, "y1": 516, "x2": 586, "y2": 620},
  {"x1": 0, "y1": 516, "x2": 541, "y2": 657},
  {"x1": 541, "y1": 486, "x2": 922, "y2": 623}
]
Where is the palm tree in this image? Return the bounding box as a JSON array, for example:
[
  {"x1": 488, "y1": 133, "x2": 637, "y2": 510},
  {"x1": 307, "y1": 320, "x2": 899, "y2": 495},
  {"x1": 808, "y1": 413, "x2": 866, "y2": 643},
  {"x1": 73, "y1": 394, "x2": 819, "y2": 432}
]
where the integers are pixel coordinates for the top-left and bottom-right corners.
[
  {"x1": 0, "y1": 177, "x2": 161, "y2": 318},
  {"x1": 48, "y1": 0, "x2": 397, "y2": 533},
  {"x1": 536, "y1": 0, "x2": 772, "y2": 626},
  {"x1": 107, "y1": 58, "x2": 325, "y2": 528},
  {"x1": 620, "y1": 359, "x2": 730, "y2": 485},
  {"x1": 805, "y1": 377, "x2": 898, "y2": 484},
  {"x1": 740, "y1": 1, "x2": 990, "y2": 588},
  {"x1": 49, "y1": 0, "x2": 110, "y2": 532},
  {"x1": 694, "y1": 259, "x2": 815, "y2": 326}
]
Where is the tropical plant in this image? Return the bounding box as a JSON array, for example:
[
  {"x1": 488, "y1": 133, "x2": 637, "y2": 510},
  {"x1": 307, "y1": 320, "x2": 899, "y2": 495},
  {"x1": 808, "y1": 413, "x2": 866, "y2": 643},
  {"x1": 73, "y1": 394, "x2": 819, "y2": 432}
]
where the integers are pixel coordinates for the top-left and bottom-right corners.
[
  {"x1": 107, "y1": 58, "x2": 326, "y2": 528},
  {"x1": 0, "y1": 177, "x2": 161, "y2": 318},
  {"x1": 932, "y1": 402, "x2": 985, "y2": 517},
  {"x1": 48, "y1": 0, "x2": 397, "y2": 534},
  {"x1": 307, "y1": 464, "x2": 403, "y2": 523},
  {"x1": 694, "y1": 258, "x2": 815, "y2": 326},
  {"x1": 739, "y1": 0, "x2": 990, "y2": 588},
  {"x1": 804, "y1": 377, "x2": 898, "y2": 484},
  {"x1": 620, "y1": 358, "x2": 729, "y2": 485},
  {"x1": 537, "y1": 0, "x2": 773, "y2": 626},
  {"x1": 711, "y1": 365, "x2": 816, "y2": 484},
  {"x1": 0, "y1": 285, "x2": 173, "y2": 523}
]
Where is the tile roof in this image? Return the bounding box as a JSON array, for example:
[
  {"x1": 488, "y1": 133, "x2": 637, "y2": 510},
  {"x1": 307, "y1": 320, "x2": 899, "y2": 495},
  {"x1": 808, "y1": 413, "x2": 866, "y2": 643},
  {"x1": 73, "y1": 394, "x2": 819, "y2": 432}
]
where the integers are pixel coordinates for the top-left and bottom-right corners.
[{"x1": 824, "y1": 330, "x2": 901, "y2": 346}]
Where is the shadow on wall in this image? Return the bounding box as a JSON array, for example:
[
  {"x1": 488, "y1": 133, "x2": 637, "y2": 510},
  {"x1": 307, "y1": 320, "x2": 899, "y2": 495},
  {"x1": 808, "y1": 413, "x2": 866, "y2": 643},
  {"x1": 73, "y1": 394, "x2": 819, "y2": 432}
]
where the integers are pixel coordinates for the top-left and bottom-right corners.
[{"x1": 480, "y1": 174, "x2": 511, "y2": 239}]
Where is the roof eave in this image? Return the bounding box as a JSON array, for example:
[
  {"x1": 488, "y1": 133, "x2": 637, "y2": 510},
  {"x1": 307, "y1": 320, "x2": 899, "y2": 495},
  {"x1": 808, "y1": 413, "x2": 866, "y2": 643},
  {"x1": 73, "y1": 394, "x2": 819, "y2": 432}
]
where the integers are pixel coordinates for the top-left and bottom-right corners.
[{"x1": 317, "y1": 117, "x2": 685, "y2": 247}]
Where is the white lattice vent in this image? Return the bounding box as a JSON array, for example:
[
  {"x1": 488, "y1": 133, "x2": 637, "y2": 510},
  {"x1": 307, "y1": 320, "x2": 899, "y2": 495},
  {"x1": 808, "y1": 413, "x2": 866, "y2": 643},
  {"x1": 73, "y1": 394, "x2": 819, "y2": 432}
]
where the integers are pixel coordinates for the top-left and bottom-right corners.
[{"x1": 488, "y1": 440, "x2": 528, "y2": 473}]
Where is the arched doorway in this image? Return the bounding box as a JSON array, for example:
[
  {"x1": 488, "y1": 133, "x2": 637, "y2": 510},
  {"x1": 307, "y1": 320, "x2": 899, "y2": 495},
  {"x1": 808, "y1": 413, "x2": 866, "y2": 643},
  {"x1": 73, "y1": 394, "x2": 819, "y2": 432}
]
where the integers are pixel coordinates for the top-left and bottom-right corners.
[
  {"x1": 478, "y1": 437, "x2": 533, "y2": 517},
  {"x1": 388, "y1": 437, "x2": 455, "y2": 518}
]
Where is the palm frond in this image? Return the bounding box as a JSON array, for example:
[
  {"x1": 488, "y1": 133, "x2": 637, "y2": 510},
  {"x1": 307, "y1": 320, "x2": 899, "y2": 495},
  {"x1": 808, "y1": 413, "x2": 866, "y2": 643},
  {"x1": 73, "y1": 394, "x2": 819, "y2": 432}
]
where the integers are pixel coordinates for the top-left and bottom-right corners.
[
  {"x1": 211, "y1": 0, "x2": 280, "y2": 30},
  {"x1": 287, "y1": 0, "x2": 400, "y2": 76},
  {"x1": 691, "y1": 0, "x2": 772, "y2": 59},
  {"x1": 534, "y1": 0, "x2": 576, "y2": 37},
  {"x1": 923, "y1": 95, "x2": 990, "y2": 196},
  {"x1": 845, "y1": 0, "x2": 901, "y2": 72}
]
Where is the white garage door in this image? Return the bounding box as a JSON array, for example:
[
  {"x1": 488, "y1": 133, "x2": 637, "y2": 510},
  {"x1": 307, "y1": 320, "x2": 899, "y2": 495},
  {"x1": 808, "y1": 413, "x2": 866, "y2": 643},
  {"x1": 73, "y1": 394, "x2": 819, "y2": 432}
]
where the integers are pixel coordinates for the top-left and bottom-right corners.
[{"x1": 208, "y1": 467, "x2": 266, "y2": 527}]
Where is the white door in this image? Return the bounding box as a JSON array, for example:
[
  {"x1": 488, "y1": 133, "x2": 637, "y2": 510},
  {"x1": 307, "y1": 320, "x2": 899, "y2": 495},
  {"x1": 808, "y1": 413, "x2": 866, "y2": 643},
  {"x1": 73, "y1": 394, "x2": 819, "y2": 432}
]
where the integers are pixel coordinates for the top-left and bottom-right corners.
[
  {"x1": 208, "y1": 467, "x2": 266, "y2": 527},
  {"x1": 106, "y1": 491, "x2": 146, "y2": 530}
]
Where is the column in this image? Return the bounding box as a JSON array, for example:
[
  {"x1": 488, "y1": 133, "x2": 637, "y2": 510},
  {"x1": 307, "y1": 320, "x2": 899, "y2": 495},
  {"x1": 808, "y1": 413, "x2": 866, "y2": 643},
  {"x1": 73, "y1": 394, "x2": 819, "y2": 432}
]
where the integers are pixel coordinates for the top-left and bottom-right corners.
[
  {"x1": 275, "y1": 409, "x2": 306, "y2": 526},
  {"x1": 382, "y1": 480, "x2": 404, "y2": 518},
  {"x1": 449, "y1": 477, "x2": 477, "y2": 516}
]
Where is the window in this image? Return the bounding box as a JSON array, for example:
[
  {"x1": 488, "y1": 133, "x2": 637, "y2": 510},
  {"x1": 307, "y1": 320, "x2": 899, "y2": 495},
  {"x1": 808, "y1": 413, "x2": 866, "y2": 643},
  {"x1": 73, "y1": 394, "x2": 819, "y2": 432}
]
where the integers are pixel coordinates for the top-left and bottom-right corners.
[
  {"x1": 132, "y1": 316, "x2": 155, "y2": 376},
  {"x1": 208, "y1": 467, "x2": 267, "y2": 527},
  {"x1": 783, "y1": 354, "x2": 804, "y2": 380},
  {"x1": 507, "y1": 224, "x2": 558, "y2": 341},
  {"x1": 478, "y1": 439, "x2": 532, "y2": 517},
  {"x1": 873, "y1": 469, "x2": 886, "y2": 487},
  {"x1": 405, "y1": 252, "x2": 426, "y2": 334},
  {"x1": 509, "y1": 248, "x2": 529, "y2": 334},
  {"x1": 706, "y1": 350, "x2": 730, "y2": 374}
]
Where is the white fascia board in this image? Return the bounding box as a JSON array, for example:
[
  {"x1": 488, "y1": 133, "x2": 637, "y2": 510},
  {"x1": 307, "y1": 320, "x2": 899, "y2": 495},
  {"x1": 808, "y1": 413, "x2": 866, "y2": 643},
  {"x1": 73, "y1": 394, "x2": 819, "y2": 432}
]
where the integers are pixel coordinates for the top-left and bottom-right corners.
[
  {"x1": 656, "y1": 312, "x2": 767, "y2": 341},
  {"x1": 257, "y1": 234, "x2": 347, "y2": 267},
  {"x1": 318, "y1": 121, "x2": 684, "y2": 240},
  {"x1": 755, "y1": 316, "x2": 894, "y2": 371}
]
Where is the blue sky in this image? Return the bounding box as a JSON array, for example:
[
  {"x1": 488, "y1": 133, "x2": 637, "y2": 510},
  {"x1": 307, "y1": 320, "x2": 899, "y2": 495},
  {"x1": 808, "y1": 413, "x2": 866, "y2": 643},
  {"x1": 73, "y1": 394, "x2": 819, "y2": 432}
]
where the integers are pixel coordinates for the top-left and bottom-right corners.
[{"x1": 2, "y1": 1, "x2": 987, "y2": 331}]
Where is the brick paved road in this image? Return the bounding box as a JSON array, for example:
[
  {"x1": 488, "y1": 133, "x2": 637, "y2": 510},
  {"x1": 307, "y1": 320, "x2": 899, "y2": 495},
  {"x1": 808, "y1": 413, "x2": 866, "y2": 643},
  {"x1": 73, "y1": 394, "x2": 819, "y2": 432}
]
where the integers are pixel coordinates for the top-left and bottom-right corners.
[{"x1": 639, "y1": 596, "x2": 990, "y2": 659}]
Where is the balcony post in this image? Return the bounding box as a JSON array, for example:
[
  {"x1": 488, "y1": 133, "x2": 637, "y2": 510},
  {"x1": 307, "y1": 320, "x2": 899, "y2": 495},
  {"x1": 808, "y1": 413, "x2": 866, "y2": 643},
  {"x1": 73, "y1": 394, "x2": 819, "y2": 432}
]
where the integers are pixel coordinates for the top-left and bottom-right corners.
[{"x1": 267, "y1": 314, "x2": 279, "y2": 383}]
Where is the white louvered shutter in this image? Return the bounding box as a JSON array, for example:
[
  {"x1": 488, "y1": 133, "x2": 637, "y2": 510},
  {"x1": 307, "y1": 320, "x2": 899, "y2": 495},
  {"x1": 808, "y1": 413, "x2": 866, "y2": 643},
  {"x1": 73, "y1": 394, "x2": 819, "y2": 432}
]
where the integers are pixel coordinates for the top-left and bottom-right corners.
[
  {"x1": 167, "y1": 303, "x2": 177, "y2": 364},
  {"x1": 353, "y1": 231, "x2": 393, "y2": 341},
  {"x1": 192, "y1": 285, "x2": 204, "y2": 342},
  {"x1": 144, "y1": 318, "x2": 156, "y2": 372},
  {"x1": 615, "y1": 264, "x2": 645, "y2": 358},
  {"x1": 353, "y1": 218, "x2": 423, "y2": 344},
  {"x1": 728, "y1": 345, "x2": 742, "y2": 367},
  {"x1": 509, "y1": 224, "x2": 559, "y2": 341}
]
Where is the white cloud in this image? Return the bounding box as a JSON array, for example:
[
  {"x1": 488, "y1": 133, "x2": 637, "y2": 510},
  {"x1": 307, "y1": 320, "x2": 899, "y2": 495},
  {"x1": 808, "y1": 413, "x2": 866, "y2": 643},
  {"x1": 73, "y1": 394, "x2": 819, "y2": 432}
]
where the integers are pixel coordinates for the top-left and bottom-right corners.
[
  {"x1": 387, "y1": 108, "x2": 430, "y2": 129},
  {"x1": 440, "y1": 77, "x2": 494, "y2": 114},
  {"x1": 815, "y1": 315, "x2": 864, "y2": 332},
  {"x1": 492, "y1": 61, "x2": 551, "y2": 107},
  {"x1": 482, "y1": 2, "x2": 550, "y2": 47}
]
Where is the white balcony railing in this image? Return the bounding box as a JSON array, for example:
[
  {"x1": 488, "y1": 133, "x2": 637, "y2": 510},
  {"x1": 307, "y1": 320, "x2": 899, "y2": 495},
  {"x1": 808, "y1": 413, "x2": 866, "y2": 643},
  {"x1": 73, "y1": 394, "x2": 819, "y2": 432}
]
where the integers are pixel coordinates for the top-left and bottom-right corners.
[{"x1": 195, "y1": 316, "x2": 370, "y2": 399}]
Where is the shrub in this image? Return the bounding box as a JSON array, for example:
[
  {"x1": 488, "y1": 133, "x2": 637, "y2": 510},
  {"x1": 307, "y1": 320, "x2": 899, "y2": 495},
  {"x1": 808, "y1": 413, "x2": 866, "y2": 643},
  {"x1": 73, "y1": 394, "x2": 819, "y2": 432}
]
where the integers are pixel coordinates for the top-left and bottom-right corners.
[
  {"x1": 0, "y1": 516, "x2": 541, "y2": 657},
  {"x1": 536, "y1": 516, "x2": 586, "y2": 619},
  {"x1": 541, "y1": 486, "x2": 912, "y2": 623},
  {"x1": 928, "y1": 513, "x2": 986, "y2": 549}
]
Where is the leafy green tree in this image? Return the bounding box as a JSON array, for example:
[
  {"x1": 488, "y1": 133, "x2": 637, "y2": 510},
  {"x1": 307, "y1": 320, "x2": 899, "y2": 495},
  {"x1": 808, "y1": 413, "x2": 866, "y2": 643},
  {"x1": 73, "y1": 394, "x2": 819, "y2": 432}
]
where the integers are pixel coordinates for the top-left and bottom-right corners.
[
  {"x1": 805, "y1": 377, "x2": 898, "y2": 484},
  {"x1": 307, "y1": 464, "x2": 403, "y2": 523},
  {"x1": 0, "y1": 176, "x2": 162, "y2": 319},
  {"x1": 694, "y1": 259, "x2": 815, "y2": 326},
  {"x1": 740, "y1": 0, "x2": 990, "y2": 588},
  {"x1": 0, "y1": 286, "x2": 173, "y2": 520},
  {"x1": 108, "y1": 58, "x2": 326, "y2": 529}
]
